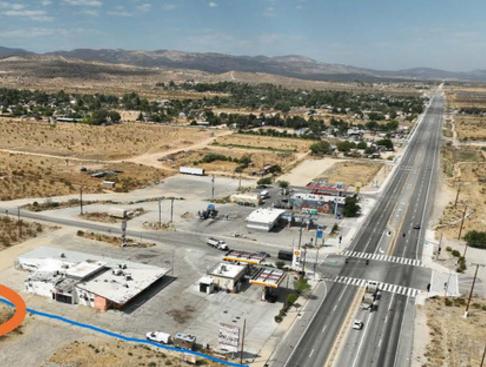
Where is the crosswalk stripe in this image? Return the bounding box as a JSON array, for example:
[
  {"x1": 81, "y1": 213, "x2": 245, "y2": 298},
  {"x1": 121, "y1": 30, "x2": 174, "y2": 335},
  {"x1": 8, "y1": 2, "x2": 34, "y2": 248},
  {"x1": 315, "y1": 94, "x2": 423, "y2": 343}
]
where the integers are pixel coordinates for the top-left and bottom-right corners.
[
  {"x1": 327, "y1": 276, "x2": 421, "y2": 298},
  {"x1": 341, "y1": 251, "x2": 424, "y2": 267}
]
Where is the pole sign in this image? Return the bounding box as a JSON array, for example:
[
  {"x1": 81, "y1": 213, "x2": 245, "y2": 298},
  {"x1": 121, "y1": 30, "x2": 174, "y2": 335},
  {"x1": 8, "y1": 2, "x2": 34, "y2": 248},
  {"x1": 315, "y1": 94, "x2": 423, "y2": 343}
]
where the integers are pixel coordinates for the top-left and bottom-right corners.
[
  {"x1": 218, "y1": 323, "x2": 240, "y2": 353},
  {"x1": 292, "y1": 248, "x2": 303, "y2": 270}
]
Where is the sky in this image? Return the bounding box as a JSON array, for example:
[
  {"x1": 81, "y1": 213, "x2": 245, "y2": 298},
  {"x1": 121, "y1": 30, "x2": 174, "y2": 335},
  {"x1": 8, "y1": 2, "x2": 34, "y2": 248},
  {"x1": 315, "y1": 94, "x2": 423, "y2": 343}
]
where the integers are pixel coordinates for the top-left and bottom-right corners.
[{"x1": 0, "y1": 0, "x2": 484, "y2": 71}]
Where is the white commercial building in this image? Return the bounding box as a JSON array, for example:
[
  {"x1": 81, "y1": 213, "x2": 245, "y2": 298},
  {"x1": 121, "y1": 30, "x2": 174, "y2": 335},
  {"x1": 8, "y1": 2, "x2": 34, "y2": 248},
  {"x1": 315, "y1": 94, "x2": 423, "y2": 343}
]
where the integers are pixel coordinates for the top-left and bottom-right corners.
[
  {"x1": 18, "y1": 247, "x2": 169, "y2": 311},
  {"x1": 246, "y1": 208, "x2": 286, "y2": 231},
  {"x1": 208, "y1": 262, "x2": 247, "y2": 293}
]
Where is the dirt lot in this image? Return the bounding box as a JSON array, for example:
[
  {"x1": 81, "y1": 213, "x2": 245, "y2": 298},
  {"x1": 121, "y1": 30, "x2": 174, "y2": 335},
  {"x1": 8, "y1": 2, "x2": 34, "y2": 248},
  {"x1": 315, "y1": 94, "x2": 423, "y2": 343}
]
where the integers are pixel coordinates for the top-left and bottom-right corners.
[
  {"x1": 317, "y1": 160, "x2": 384, "y2": 188},
  {"x1": 45, "y1": 339, "x2": 224, "y2": 367},
  {"x1": 446, "y1": 85, "x2": 486, "y2": 109},
  {"x1": 415, "y1": 297, "x2": 486, "y2": 367},
  {"x1": 213, "y1": 133, "x2": 316, "y2": 154},
  {"x1": 0, "y1": 152, "x2": 166, "y2": 200},
  {"x1": 454, "y1": 115, "x2": 486, "y2": 142},
  {"x1": 160, "y1": 147, "x2": 296, "y2": 176},
  {"x1": 436, "y1": 161, "x2": 486, "y2": 238},
  {"x1": 0, "y1": 118, "x2": 212, "y2": 160},
  {"x1": 0, "y1": 216, "x2": 44, "y2": 250}
]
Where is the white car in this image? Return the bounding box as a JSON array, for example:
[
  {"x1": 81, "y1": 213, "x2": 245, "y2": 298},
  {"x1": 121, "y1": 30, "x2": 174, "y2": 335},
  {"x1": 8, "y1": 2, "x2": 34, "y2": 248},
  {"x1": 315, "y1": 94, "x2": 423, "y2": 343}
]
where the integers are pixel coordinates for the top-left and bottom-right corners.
[
  {"x1": 146, "y1": 331, "x2": 171, "y2": 344},
  {"x1": 352, "y1": 320, "x2": 364, "y2": 330}
]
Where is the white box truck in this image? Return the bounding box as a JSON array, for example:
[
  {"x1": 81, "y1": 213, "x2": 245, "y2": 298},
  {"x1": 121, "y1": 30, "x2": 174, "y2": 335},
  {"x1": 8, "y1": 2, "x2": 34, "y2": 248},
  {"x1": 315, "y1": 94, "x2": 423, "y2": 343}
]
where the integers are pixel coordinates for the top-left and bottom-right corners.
[{"x1": 179, "y1": 166, "x2": 205, "y2": 176}]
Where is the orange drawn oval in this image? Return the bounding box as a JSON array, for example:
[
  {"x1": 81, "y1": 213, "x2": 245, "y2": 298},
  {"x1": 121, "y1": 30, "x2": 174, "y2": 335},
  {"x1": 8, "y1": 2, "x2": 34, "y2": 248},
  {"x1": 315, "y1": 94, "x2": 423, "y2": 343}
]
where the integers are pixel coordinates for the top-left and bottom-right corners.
[{"x1": 0, "y1": 284, "x2": 26, "y2": 336}]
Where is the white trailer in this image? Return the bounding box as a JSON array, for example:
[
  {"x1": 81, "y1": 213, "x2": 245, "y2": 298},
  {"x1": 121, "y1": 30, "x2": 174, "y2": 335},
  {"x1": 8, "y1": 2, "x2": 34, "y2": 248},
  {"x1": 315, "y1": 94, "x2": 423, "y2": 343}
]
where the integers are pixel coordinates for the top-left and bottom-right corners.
[
  {"x1": 106, "y1": 207, "x2": 129, "y2": 219},
  {"x1": 230, "y1": 193, "x2": 262, "y2": 207},
  {"x1": 179, "y1": 166, "x2": 205, "y2": 176}
]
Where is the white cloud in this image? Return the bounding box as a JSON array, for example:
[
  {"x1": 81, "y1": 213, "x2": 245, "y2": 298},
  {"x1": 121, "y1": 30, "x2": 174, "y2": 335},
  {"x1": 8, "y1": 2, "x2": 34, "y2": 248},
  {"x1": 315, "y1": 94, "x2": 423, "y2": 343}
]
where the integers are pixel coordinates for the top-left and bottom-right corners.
[
  {"x1": 0, "y1": 26, "x2": 92, "y2": 39},
  {"x1": 40, "y1": 0, "x2": 52, "y2": 6},
  {"x1": 0, "y1": 1, "x2": 53, "y2": 21},
  {"x1": 62, "y1": 0, "x2": 102, "y2": 7},
  {"x1": 107, "y1": 5, "x2": 131, "y2": 16},
  {"x1": 161, "y1": 3, "x2": 176, "y2": 11},
  {"x1": 208, "y1": 1, "x2": 217, "y2": 8},
  {"x1": 136, "y1": 2, "x2": 151, "y2": 12}
]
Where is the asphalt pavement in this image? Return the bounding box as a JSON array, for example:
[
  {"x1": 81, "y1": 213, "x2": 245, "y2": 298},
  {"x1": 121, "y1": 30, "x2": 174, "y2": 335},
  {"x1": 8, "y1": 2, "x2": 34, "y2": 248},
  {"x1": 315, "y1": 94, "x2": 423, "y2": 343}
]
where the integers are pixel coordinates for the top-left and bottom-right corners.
[{"x1": 280, "y1": 89, "x2": 444, "y2": 367}]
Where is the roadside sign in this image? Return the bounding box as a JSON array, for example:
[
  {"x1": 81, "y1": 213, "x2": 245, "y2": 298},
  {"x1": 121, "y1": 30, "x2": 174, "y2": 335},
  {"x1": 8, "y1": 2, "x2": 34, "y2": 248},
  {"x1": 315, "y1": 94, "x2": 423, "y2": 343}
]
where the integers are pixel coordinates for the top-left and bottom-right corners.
[
  {"x1": 218, "y1": 323, "x2": 240, "y2": 353},
  {"x1": 316, "y1": 228, "x2": 324, "y2": 239}
]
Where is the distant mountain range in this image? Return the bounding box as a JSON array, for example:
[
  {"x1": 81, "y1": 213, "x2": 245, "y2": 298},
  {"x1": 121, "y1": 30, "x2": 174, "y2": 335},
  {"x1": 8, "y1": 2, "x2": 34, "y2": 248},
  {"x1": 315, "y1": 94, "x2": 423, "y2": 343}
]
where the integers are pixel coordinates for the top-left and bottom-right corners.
[{"x1": 1, "y1": 46, "x2": 485, "y2": 82}]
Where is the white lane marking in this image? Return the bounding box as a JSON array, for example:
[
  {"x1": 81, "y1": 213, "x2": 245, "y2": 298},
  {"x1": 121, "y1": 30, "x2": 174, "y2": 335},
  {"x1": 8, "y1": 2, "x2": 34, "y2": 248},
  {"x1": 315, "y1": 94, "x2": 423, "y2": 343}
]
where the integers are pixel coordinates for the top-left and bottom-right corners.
[{"x1": 309, "y1": 347, "x2": 315, "y2": 358}]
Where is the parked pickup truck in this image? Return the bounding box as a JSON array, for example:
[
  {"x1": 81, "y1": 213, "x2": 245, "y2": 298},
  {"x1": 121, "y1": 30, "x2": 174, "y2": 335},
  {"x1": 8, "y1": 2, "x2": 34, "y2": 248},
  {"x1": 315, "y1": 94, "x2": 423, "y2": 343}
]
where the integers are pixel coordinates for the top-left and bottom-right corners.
[
  {"x1": 146, "y1": 331, "x2": 171, "y2": 344},
  {"x1": 207, "y1": 237, "x2": 229, "y2": 251}
]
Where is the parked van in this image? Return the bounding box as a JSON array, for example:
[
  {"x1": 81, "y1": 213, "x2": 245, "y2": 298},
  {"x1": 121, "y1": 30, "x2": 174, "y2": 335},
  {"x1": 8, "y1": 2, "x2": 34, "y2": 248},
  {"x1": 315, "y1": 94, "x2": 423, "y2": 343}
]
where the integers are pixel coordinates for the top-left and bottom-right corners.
[
  {"x1": 278, "y1": 250, "x2": 293, "y2": 261},
  {"x1": 146, "y1": 331, "x2": 171, "y2": 344}
]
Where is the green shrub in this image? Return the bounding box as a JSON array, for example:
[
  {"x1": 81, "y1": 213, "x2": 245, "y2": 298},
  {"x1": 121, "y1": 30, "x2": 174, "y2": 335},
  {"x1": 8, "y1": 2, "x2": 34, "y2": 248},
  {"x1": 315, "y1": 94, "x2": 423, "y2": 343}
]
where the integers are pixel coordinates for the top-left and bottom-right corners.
[{"x1": 464, "y1": 230, "x2": 486, "y2": 249}]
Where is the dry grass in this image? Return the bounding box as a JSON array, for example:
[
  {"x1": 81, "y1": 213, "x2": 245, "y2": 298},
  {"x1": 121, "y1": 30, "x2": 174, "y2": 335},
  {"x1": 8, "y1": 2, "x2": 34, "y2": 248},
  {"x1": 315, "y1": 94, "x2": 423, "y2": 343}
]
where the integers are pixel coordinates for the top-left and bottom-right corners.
[
  {"x1": 436, "y1": 161, "x2": 486, "y2": 238},
  {"x1": 0, "y1": 118, "x2": 212, "y2": 160},
  {"x1": 317, "y1": 161, "x2": 384, "y2": 187},
  {"x1": 45, "y1": 339, "x2": 224, "y2": 367},
  {"x1": 76, "y1": 230, "x2": 156, "y2": 248},
  {"x1": 0, "y1": 216, "x2": 43, "y2": 250},
  {"x1": 160, "y1": 147, "x2": 295, "y2": 176},
  {"x1": 0, "y1": 152, "x2": 166, "y2": 200},
  {"x1": 213, "y1": 133, "x2": 315, "y2": 153},
  {"x1": 454, "y1": 115, "x2": 486, "y2": 142},
  {"x1": 421, "y1": 297, "x2": 486, "y2": 367}
]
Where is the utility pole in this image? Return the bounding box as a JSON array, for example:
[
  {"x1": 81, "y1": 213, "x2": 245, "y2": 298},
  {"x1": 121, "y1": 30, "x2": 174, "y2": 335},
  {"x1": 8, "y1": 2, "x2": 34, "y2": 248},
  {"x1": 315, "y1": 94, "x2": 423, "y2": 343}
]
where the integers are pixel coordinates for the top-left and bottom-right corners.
[
  {"x1": 298, "y1": 223, "x2": 303, "y2": 249},
  {"x1": 211, "y1": 175, "x2": 215, "y2": 200},
  {"x1": 121, "y1": 218, "x2": 127, "y2": 248},
  {"x1": 464, "y1": 263, "x2": 484, "y2": 318},
  {"x1": 457, "y1": 206, "x2": 467, "y2": 240},
  {"x1": 79, "y1": 186, "x2": 84, "y2": 215},
  {"x1": 454, "y1": 182, "x2": 461, "y2": 207},
  {"x1": 480, "y1": 344, "x2": 486, "y2": 367},
  {"x1": 158, "y1": 198, "x2": 162, "y2": 226},
  {"x1": 240, "y1": 319, "x2": 246, "y2": 364},
  {"x1": 238, "y1": 172, "x2": 242, "y2": 190},
  {"x1": 17, "y1": 207, "x2": 21, "y2": 238},
  {"x1": 437, "y1": 232, "x2": 443, "y2": 259},
  {"x1": 170, "y1": 198, "x2": 175, "y2": 223}
]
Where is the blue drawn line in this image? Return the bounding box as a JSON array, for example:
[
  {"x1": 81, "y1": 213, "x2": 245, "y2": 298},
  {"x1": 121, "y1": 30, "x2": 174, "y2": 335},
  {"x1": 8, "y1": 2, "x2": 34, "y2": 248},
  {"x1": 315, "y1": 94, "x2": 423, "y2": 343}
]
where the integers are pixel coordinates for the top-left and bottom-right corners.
[{"x1": 0, "y1": 297, "x2": 247, "y2": 367}]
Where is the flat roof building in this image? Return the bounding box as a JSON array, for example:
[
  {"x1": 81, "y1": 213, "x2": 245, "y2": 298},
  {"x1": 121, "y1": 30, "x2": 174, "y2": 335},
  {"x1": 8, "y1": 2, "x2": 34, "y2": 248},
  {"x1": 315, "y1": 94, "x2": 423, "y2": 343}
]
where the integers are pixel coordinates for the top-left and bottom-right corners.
[
  {"x1": 246, "y1": 208, "x2": 286, "y2": 231},
  {"x1": 209, "y1": 262, "x2": 247, "y2": 293},
  {"x1": 18, "y1": 247, "x2": 169, "y2": 311}
]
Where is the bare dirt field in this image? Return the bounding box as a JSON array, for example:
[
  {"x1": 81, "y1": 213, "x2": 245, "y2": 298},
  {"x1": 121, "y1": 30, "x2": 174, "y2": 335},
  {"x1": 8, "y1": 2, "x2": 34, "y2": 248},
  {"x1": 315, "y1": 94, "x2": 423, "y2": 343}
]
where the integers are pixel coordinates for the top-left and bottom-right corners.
[
  {"x1": 446, "y1": 85, "x2": 486, "y2": 109},
  {"x1": 278, "y1": 157, "x2": 341, "y2": 186},
  {"x1": 454, "y1": 115, "x2": 486, "y2": 142},
  {"x1": 45, "y1": 339, "x2": 224, "y2": 367},
  {"x1": 317, "y1": 161, "x2": 384, "y2": 188},
  {"x1": 414, "y1": 297, "x2": 486, "y2": 367},
  {"x1": 213, "y1": 133, "x2": 315, "y2": 153},
  {"x1": 0, "y1": 152, "x2": 166, "y2": 200},
  {"x1": 0, "y1": 118, "x2": 212, "y2": 160},
  {"x1": 0, "y1": 216, "x2": 44, "y2": 250},
  {"x1": 436, "y1": 161, "x2": 486, "y2": 238},
  {"x1": 160, "y1": 147, "x2": 295, "y2": 176}
]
